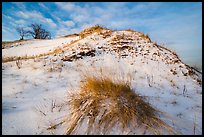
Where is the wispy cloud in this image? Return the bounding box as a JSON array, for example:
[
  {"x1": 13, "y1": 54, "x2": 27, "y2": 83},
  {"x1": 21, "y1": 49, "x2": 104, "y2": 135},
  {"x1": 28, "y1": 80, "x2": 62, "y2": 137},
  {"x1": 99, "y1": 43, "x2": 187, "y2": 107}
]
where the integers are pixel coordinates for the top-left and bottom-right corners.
[
  {"x1": 15, "y1": 10, "x2": 57, "y2": 28},
  {"x1": 15, "y1": 19, "x2": 26, "y2": 25},
  {"x1": 2, "y1": 24, "x2": 18, "y2": 41},
  {"x1": 38, "y1": 3, "x2": 49, "y2": 10},
  {"x1": 63, "y1": 20, "x2": 75, "y2": 27},
  {"x1": 11, "y1": 2, "x2": 26, "y2": 10}
]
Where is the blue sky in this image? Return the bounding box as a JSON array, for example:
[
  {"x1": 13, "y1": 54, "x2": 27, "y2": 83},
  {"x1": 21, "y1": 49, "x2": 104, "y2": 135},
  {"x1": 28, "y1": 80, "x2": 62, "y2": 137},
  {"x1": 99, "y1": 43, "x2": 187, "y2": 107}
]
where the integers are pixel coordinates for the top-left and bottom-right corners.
[{"x1": 2, "y1": 2, "x2": 202, "y2": 69}]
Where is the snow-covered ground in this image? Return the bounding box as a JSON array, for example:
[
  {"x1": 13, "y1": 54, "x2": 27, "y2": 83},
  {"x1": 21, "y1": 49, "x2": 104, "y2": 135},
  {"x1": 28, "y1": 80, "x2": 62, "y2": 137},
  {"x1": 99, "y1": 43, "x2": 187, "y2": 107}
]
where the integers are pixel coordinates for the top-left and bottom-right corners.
[
  {"x1": 2, "y1": 29, "x2": 202, "y2": 135},
  {"x1": 2, "y1": 36, "x2": 79, "y2": 58}
]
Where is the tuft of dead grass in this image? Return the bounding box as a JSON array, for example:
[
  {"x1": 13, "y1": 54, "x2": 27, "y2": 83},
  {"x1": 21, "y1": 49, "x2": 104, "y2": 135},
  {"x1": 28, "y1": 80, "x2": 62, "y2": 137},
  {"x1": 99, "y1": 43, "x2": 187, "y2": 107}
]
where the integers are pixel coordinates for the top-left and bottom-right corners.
[
  {"x1": 125, "y1": 29, "x2": 135, "y2": 32},
  {"x1": 66, "y1": 70, "x2": 177, "y2": 135},
  {"x1": 16, "y1": 58, "x2": 22, "y2": 69},
  {"x1": 79, "y1": 25, "x2": 108, "y2": 39},
  {"x1": 140, "y1": 33, "x2": 151, "y2": 43}
]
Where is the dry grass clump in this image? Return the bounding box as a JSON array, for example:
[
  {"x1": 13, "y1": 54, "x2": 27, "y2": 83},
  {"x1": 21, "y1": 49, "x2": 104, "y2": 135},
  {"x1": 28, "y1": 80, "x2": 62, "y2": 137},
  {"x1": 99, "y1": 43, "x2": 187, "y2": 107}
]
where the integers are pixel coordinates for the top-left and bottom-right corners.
[
  {"x1": 99, "y1": 30, "x2": 113, "y2": 39},
  {"x1": 140, "y1": 33, "x2": 151, "y2": 42},
  {"x1": 79, "y1": 25, "x2": 107, "y2": 39},
  {"x1": 2, "y1": 56, "x2": 17, "y2": 62},
  {"x1": 16, "y1": 58, "x2": 22, "y2": 69},
  {"x1": 66, "y1": 72, "x2": 177, "y2": 135},
  {"x1": 125, "y1": 29, "x2": 135, "y2": 32},
  {"x1": 63, "y1": 33, "x2": 79, "y2": 38}
]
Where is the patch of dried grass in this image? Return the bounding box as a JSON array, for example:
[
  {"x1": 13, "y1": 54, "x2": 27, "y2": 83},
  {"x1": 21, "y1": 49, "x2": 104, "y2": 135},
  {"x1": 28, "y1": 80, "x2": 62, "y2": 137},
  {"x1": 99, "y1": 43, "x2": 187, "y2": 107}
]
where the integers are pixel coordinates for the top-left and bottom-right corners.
[
  {"x1": 125, "y1": 29, "x2": 135, "y2": 32},
  {"x1": 79, "y1": 25, "x2": 108, "y2": 39},
  {"x1": 66, "y1": 69, "x2": 177, "y2": 135},
  {"x1": 140, "y1": 33, "x2": 151, "y2": 42}
]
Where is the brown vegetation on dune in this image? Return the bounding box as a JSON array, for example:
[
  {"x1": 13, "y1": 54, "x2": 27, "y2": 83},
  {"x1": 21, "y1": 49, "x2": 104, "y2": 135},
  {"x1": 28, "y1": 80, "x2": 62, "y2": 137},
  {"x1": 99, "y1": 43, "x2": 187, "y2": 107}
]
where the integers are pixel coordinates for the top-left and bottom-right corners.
[
  {"x1": 66, "y1": 71, "x2": 177, "y2": 135},
  {"x1": 79, "y1": 25, "x2": 108, "y2": 39}
]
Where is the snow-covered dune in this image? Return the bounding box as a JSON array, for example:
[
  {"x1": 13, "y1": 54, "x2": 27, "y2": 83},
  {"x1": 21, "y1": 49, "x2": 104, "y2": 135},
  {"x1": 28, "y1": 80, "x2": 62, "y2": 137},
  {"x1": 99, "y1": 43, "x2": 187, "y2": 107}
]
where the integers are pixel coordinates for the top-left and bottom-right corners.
[
  {"x1": 2, "y1": 27, "x2": 202, "y2": 135},
  {"x1": 2, "y1": 36, "x2": 79, "y2": 58}
]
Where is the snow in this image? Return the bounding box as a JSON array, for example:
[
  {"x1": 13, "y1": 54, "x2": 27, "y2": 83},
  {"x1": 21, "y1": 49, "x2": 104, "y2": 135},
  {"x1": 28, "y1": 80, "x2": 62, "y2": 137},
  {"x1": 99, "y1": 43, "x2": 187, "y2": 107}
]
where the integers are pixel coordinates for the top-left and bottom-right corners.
[
  {"x1": 2, "y1": 36, "x2": 79, "y2": 58},
  {"x1": 2, "y1": 30, "x2": 202, "y2": 135}
]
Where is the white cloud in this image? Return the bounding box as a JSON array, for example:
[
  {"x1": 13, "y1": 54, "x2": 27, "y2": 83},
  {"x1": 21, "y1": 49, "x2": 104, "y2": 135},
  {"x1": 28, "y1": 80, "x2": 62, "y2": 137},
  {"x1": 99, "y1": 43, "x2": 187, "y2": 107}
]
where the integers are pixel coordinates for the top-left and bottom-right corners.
[
  {"x1": 16, "y1": 10, "x2": 57, "y2": 28},
  {"x1": 55, "y1": 26, "x2": 82, "y2": 37},
  {"x1": 55, "y1": 2, "x2": 90, "y2": 23},
  {"x1": 16, "y1": 10, "x2": 44, "y2": 19},
  {"x1": 2, "y1": 14, "x2": 13, "y2": 20},
  {"x1": 2, "y1": 14, "x2": 19, "y2": 28},
  {"x1": 55, "y1": 2, "x2": 78, "y2": 11},
  {"x1": 11, "y1": 2, "x2": 26, "y2": 10},
  {"x1": 44, "y1": 18, "x2": 57, "y2": 28},
  {"x1": 2, "y1": 24, "x2": 19, "y2": 41},
  {"x1": 15, "y1": 19, "x2": 26, "y2": 25},
  {"x1": 63, "y1": 20, "x2": 75, "y2": 27},
  {"x1": 55, "y1": 28, "x2": 70, "y2": 37},
  {"x1": 72, "y1": 14, "x2": 88, "y2": 23},
  {"x1": 54, "y1": 2, "x2": 150, "y2": 29},
  {"x1": 38, "y1": 3, "x2": 49, "y2": 10},
  {"x1": 69, "y1": 28, "x2": 81, "y2": 34},
  {"x1": 55, "y1": 27, "x2": 81, "y2": 37},
  {"x1": 49, "y1": 13, "x2": 62, "y2": 23},
  {"x1": 2, "y1": 25, "x2": 12, "y2": 33},
  {"x1": 17, "y1": 11, "x2": 30, "y2": 19}
]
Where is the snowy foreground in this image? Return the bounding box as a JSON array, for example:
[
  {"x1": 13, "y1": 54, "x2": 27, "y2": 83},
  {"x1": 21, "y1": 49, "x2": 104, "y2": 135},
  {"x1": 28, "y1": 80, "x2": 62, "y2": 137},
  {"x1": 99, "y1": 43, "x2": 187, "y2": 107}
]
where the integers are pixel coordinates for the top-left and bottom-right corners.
[{"x1": 2, "y1": 29, "x2": 202, "y2": 135}]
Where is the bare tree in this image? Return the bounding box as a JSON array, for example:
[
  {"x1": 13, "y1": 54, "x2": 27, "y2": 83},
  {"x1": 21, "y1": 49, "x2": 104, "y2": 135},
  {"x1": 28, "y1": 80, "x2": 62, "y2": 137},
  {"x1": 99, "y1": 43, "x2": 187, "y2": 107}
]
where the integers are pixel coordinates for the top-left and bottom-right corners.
[
  {"x1": 27, "y1": 24, "x2": 51, "y2": 39},
  {"x1": 16, "y1": 27, "x2": 27, "y2": 40},
  {"x1": 39, "y1": 29, "x2": 51, "y2": 39}
]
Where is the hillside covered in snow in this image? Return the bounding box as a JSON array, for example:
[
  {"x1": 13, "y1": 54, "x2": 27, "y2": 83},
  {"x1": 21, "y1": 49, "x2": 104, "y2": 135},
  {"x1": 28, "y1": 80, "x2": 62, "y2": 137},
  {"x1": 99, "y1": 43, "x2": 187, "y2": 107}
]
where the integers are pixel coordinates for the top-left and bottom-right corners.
[{"x1": 2, "y1": 26, "x2": 202, "y2": 135}]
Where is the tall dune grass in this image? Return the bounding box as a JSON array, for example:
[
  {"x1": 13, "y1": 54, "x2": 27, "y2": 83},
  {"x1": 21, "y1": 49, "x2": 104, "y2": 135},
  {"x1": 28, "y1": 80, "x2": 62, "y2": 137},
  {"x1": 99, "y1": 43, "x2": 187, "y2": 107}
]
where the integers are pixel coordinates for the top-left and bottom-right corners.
[{"x1": 66, "y1": 68, "x2": 177, "y2": 135}]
